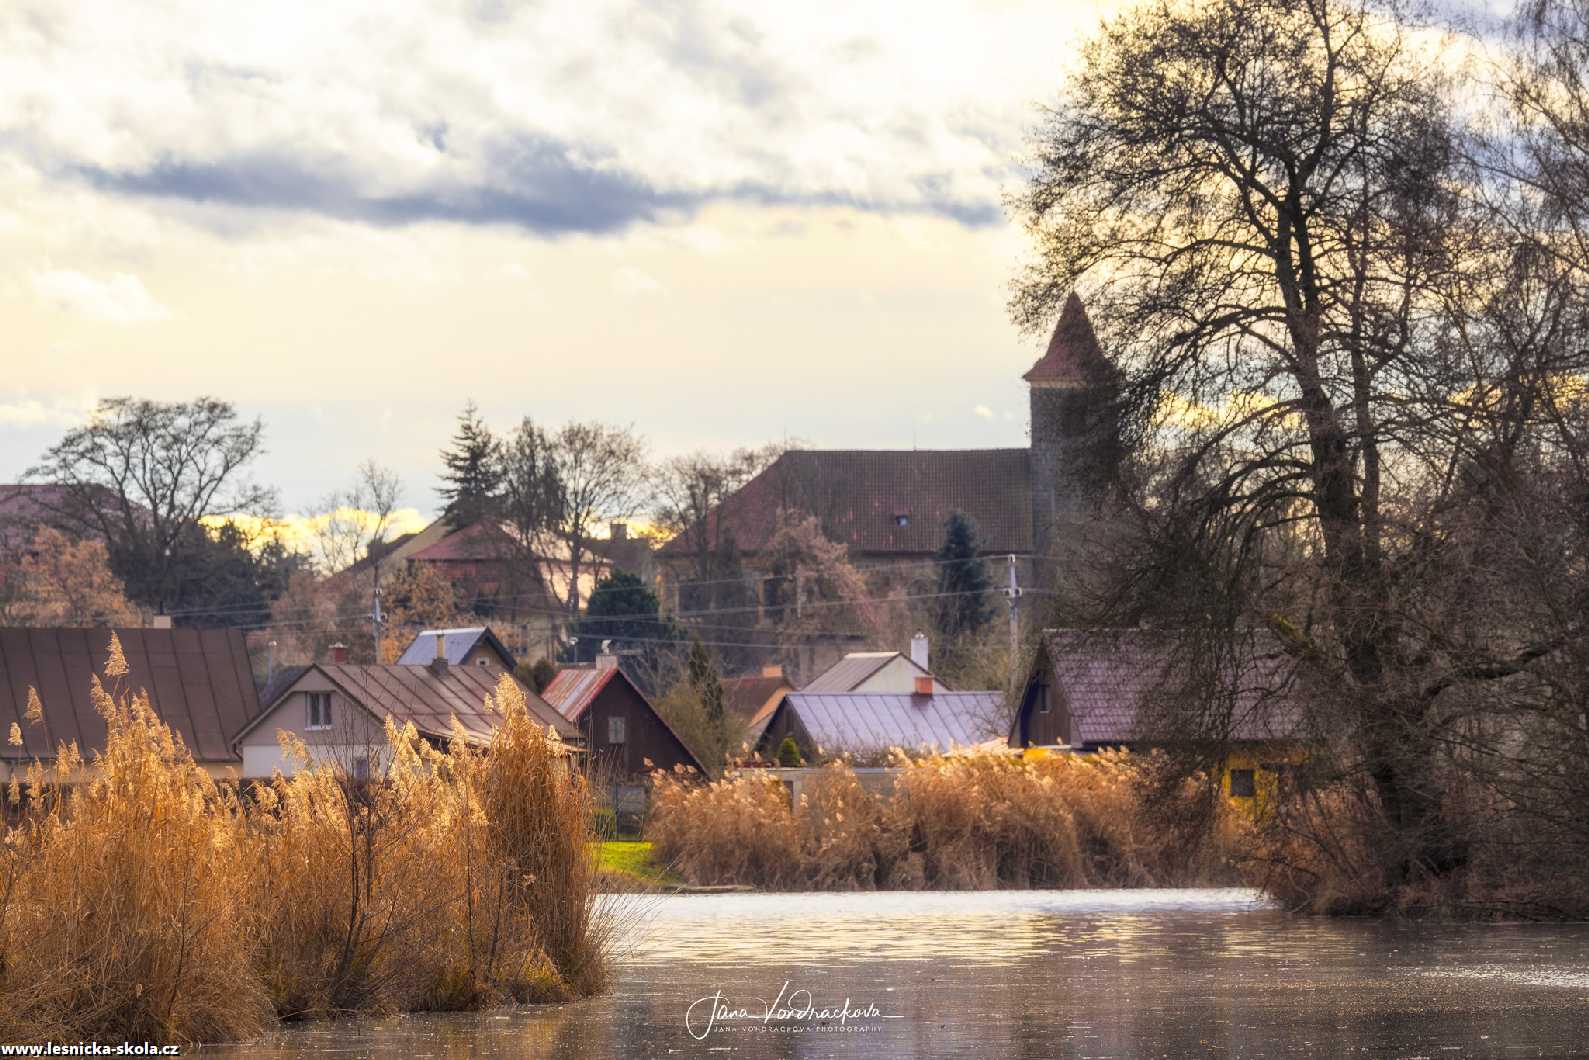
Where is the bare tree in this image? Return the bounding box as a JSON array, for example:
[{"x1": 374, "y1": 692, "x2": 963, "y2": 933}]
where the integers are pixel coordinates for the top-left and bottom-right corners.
[
  {"x1": 307, "y1": 461, "x2": 402, "y2": 575},
  {"x1": 26, "y1": 397, "x2": 275, "y2": 613},
  {"x1": 1012, "y1": 0, "x2": 1589, "y2": 895},
  {"x1": 546, "y1": 422, "x2": 649, "y2": 617}
]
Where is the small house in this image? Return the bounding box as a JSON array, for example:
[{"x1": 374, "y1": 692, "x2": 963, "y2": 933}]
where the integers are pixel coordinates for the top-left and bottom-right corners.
[
  {"x1": 235, "y1": 647, "x2": 578, "y2": 778},
  {"x1": 802, "y1": 634, "x2": 949, "y2": 695},
  {"x1": 721, "y1": 664, "x2": 794, "y2": 753},
  {"x1": 542, "y1": 657, "x2": 704, "y2": 777},
  {"x1": 395, "y1": 626, "x2": 517, "y2": 676},
  {"x1": 1007, "y1": 628, "x2": 1303, "y2": 801}
]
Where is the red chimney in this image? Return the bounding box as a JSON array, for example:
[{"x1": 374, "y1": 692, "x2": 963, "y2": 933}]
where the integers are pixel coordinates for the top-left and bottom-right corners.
[
  {"x1": 913, "y1": 675, "x2": 933, "y2": 696},
  {"x1": 330, "y1": 643, "x2": 348, "y2": 664}
]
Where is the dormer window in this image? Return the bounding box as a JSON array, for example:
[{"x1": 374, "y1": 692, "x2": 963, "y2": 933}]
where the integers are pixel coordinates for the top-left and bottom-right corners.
[{"x1": 894, "y1": 513, "x2": 910, "y2": 527}]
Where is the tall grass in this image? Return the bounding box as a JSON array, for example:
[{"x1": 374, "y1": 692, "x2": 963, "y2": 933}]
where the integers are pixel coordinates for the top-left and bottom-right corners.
[
  {"x1": 0, "y1": 637, "x2": 609, "y2": 1046},
  {"x1": 650, "y1": 750, "x2": 1237, "y2": 890}
]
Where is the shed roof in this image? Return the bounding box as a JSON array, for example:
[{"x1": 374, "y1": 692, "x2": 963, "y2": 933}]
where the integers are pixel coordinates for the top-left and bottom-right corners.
[
  {"x1": 656, "y1": 448, "x2": 1033, "y2": 558},
  {"x1": 1030, "y1": 628, "x2": 1299, "y2": 747},
  {"x1": 248, "y1": 662, "x2": 578, "y2": 744},
  {"x1": 778, "y1": 690, "x2": 1005, "y2": 756},
  {"x1": 0, "y1": 627, "x2": 263, "y2": 764},
  {"x1": 396, "y1": 627, "x2": 516, "y2": 669}
]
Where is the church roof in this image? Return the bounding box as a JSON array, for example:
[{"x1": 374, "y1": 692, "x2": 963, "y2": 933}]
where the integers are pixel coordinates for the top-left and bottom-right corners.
[
  {"x1": 656, "y1": 448, "x2": 1033, "y2": 558},
  {"x1": 1023, "y1": 292, "x2": 1118, "y2": 387}
]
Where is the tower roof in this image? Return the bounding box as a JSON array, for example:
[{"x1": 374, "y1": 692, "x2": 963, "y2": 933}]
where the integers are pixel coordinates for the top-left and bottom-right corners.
[{"x1": 1023, "y1": 292, "x2": 1117, "y2": 387}]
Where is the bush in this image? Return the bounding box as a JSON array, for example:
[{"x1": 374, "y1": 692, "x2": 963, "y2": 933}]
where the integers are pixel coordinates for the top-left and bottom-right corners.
[{"x1": 777, "y1": 737, "x2": 803, "y2": 767}]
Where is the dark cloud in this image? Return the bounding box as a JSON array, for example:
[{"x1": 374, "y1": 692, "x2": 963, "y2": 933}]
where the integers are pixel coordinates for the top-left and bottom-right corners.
[{"x1": 67, "y1": 132, "x2": 1005, "y2": 236}]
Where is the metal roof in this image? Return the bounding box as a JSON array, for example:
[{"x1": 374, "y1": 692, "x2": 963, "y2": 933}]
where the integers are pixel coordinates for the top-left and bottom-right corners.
[
  {"x1": 0, "y1": 627, "x2": 263, "y2": 764},
  {"x1": 541, "y1": 666, "x2": 616, "y2": 722},
  {"x1": 395, "y1": 627, "x2": 516, "y2": 669},
  {"x1": 780, "y1": 690, "x2": 1005, "y2": 755},
  {"x1": 248, "y1": 662, "x2": 579, "y2": 744}
]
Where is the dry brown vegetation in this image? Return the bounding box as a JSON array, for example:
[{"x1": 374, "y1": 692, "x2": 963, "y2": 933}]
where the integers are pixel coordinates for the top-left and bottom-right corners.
[
  {"x1": 649, "y1": 751, "x2": 1237, "y2": 890},
  {"x1": 0, "y1": 636, "x2": 609, "y2": 1046}
]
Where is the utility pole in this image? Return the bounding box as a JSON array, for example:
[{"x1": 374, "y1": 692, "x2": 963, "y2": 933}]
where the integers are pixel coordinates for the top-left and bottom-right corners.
[
  {"x1": 371, "y1": 559, "x2": 383, "y2": 663},
  {"x1": 1005, "y1": 555, "x2": 1022, "y2": 664}
]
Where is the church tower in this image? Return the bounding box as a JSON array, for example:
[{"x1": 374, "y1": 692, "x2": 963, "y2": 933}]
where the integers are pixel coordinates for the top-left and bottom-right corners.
[{"x1": 1025, "y1": 292, "x2": 1122, "y2": 563}]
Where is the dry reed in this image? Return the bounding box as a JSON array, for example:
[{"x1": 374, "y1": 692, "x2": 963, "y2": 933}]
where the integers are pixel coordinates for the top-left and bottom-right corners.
[{"x1": 0, "y1": 638, "x2": 610, "y2": 1045}]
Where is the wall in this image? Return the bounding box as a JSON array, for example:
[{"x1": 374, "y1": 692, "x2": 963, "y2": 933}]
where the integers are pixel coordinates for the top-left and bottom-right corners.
[
  {"x1": 239, "y1": 670, "x2": 386, "y2": 778},
  {"x1": 581, "y1": 676, "x2": 699, "y2": 777},
  {"x1": 851, "y1": 656, "x2": 950, "y2": 694}
]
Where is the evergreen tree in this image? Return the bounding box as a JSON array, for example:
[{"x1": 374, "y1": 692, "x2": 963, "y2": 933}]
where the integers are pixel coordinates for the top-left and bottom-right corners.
[
  {"x1": 686, "y1": 635, "x2": 727, "y2": 752},
  {"x1": 436, "y1": 401, "x2": 503, "y2": 527},
  {"x1": 567, "y1": 570, "x2": 682, "y2": 667},
  {"x1": 934, "y1": 511, "x2": 993, "y2": 637}
]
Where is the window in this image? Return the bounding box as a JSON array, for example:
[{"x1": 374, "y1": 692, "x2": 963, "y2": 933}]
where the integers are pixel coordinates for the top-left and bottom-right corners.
[
  {"x1": 476, "y1": 657, "x2": 490, "y2": 668},
  {"x1": 306, "y1": 692, "x2": 333, "y2": 731},
  {"x1": 1037, "y1": 684, "x2": 1051, "y2": 715},
  {"x1": 353, "y1": 755, "x2": 371, "y2": 781},
  {"x1": 894, "y1": 513, "x2": 910, "y2": 527},
  {"x1": 607, "y1": 716, "x2": 626, "y2": 744},
  {"x1": 1229, "y1": 769, "x2": 1256, "y2": 798}
]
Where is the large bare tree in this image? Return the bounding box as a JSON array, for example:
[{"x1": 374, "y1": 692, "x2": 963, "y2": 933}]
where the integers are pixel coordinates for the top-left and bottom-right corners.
[{"x1": 1013, "y1": 0, "x2": 1589, "y2": 896}]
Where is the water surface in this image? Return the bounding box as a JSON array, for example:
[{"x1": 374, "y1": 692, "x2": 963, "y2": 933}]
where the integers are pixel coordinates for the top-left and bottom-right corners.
[{"x1": 212, "y1": 889, "x2": 1589, "y2": 1058}]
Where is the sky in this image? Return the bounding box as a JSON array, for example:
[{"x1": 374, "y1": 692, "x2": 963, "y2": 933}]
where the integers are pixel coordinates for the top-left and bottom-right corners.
[{"x1": 0, "y1": 0, "x2": 1125, "y2": 526}]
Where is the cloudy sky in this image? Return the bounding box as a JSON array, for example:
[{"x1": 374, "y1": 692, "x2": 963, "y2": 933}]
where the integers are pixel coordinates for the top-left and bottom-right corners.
[{"x1": 0, "y1": 0, "x2": 1122, "y2": 523}]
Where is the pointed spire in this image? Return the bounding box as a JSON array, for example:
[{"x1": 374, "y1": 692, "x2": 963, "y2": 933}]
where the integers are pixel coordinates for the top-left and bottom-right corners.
[{"x1": 1023, "y1": 291, "x2": 1117, "y2": 387}]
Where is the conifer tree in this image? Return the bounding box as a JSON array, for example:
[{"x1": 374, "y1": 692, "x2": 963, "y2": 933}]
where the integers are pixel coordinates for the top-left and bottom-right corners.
[
  {"x1": 934, "y1": 511, "x2": 993, "y2": 637},
  {"x1": 436, "y1": 401, "x2": 503, "y2": 528},
  {"x1": 686, "y1": 635, "x2": 727, "y2": 761}
]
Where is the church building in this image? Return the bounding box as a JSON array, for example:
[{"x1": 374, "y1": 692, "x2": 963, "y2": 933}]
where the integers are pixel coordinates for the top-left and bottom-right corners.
[{"x1": 655, "y1": 292, "x2": 1123, "y2": 606}]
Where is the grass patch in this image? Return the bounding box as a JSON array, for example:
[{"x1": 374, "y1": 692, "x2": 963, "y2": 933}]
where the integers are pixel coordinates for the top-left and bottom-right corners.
[{"x1": 596, "y1": 841, "x2": 681, "y2": 888}]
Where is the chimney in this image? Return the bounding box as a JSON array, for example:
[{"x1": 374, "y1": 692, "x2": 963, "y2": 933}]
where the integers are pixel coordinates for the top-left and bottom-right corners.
[
  {"x1": 330, "y1": 643, "x2": 348, "y2": 664},
  {"x1": 150, "y1": 614, "x2": 172, "y2": 630},
  {"x1": 910, "y1": 632, "x2": 929, "y2": 672},
  {"x1": 609, "y1": 521, "x2": 628, "y2": 542},
  {"x1": 595, "y1": 653, "x2": 620, "y2": 672},
  {"x1": 429, "y1": 633, "x2": 449, "y2": 677},
  {"x1": 913, "y1": 675, "x2": 934, "y2": 696},
  {"x1": 761, "y1": 663, "x2": 784, "y2": 679}
]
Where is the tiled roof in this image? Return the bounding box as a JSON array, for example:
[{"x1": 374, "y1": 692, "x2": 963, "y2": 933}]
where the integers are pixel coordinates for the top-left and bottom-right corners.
[
  {"x1": 780, "y1": 690, "x2": 1005, "y2": 755},
  {"x1": 252, "y1": 662, "x2": 579, "y2": 743},
  {"x1": 1035, "y1": 629, "x2": 1299, "y2": 747},
  {"x1": 0, "y1": 627, "x2": 263, "y2": 764},
  {"x1": 395, "y1": 627, "x2": 516, "y2": 669},
  {"x1": 541, "y1": 666, "x2": 617, "y2": 723},
  {"x1": 1023, "y1": 292, "x2": 1120, "y2": 387},
  {"x1": 657, "y1": 448, "x2": 1033, "y2": 558},
  {"x1": 258, "y1": 665, "x2": 311, "y2": 713}
]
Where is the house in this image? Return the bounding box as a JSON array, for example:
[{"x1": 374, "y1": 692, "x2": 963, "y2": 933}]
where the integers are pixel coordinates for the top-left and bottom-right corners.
[
  {"x1": 541, "y1": 657, "x2": 704, "y2": 777},
  {"x1": 655, "y1": 292, "x2": 1122, "y2": 600},
  {"x1": 234, "y1": 647, "x2": 579, "y2": 778},
  {"x1": 755, "y1": 676, "x2": 1006, "y2": 760},
  {"x1": 0, "y1": 627, "x2": 263, "y2": 778},
  {"x1": 802, "y1": 634, "x2": 949, "y2": 695},
  {"x1": 395, "y1": 627, "x2": 516, "y2": 676},
  {"x1": 1007, "y1": 628, "x2": 1304, "y2": 801},
  {"x1": 721, "y1": 664, "x2": 793, "y2": 751}
]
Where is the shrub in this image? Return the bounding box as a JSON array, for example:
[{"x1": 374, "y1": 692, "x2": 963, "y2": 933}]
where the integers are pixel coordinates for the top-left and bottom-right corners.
[{"x1": 777, "y1": 737, "x2": 803, "y2": 767}]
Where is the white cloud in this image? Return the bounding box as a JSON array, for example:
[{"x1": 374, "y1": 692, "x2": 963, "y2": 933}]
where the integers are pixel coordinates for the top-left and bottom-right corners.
[
  {"x1": 0, "y1": 391, "x2": 96, "y2": 428},
  {"x1": 501, "y1": 262, "x2": 530, "y2": 280},
  {"x1": 973, "y1": 403, "x2": 994, "y2": 419},
  {"x1": 30, "y1": 269, "x2": 170, "y2": 324},
  {"x1": 613, "y1": 265, "x2": 664, "y2": 295}
]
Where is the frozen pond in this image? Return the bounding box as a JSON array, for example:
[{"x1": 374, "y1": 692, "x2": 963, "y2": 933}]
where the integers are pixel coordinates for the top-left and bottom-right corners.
[{"x1": 208, "y1": 888, "x2": 1589, "y2": 1057}]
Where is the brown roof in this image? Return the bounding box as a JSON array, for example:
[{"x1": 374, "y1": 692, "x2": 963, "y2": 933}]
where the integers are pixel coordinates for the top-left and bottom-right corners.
[
  {"x1": 249, "y1": 662, "x2": 579, "y2": 744},
  {"x1": 1024, "y1": 629, "x2": 1300, "y2": 747},
  {"x1": 1023, "y1": 292, "x2": 1119, "y2": 387},
  {"x1": 721, "y1": 674, "x2": 791, "y2": 720},
  {"x1": 773, "y1": 690, "x2": 1006, "y2": 755},
  {"x1": 802, "y1": 651, "x2": 939, "y2": 693},
  {"x1": 658, "y1": 448, "x2": 1033, "y2": 558},
  {"x1": 0, "y1": 627, "x2": 263, "y2": 764}
]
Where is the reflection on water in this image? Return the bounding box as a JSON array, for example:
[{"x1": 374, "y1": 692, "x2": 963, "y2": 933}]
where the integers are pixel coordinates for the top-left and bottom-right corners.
[{"x1": 206, "y1": 888, "x2": 1589, "y2": 1059}]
